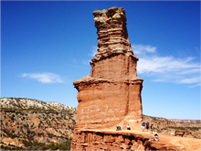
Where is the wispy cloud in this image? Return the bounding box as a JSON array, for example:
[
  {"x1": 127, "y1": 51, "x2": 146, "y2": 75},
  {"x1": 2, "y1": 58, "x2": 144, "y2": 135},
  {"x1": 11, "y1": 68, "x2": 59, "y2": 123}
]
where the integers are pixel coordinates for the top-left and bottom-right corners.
[
  {"x1": 132, "y1": 44, "x2": 201, "y2": 87},
  {"x1": 22, "y1": 72, "x2": 64, "y2": 84},
  {"x1": 89, "y1": 46, "x2": 98, "y2": 57},
  {"x1": 132, "y1": 44, "x2": 156, "y2": 55},
  {"x1": 82, "y1": 59, "x2": 90, "y2": 66},
  {"x1": 81, "y1": 46, "x2": 98, "y2": 66},
  {"x1": 179, "y1": 77, "x2": 201, "y2": 84}
]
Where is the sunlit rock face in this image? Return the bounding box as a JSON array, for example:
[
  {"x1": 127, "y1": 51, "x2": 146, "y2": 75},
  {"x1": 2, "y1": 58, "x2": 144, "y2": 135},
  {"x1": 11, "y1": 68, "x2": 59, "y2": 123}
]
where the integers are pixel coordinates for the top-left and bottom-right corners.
[{"x1": 73, "y1": 7, "x2": 143, "y2": 131}]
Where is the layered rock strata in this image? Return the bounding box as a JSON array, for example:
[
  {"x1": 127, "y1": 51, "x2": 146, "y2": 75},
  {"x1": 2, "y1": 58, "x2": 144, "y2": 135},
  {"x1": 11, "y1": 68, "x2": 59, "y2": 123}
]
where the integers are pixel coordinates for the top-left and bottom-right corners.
[
  {"x1": 71, "y1": 130, "x2": 201, "y2": 150},
  {"x1": 73, "y1": 7, "x2": 143, "y2": 131},
  {"x1": 72, "y1": 130, "x2": 149, "y2": 150}
]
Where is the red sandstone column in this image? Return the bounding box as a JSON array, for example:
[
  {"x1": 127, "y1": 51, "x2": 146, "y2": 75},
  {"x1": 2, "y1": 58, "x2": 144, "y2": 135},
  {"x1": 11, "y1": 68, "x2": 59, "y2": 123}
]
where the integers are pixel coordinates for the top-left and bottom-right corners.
[{"x1": 73, "y1": 7, "x2": 143, "y2": 131}]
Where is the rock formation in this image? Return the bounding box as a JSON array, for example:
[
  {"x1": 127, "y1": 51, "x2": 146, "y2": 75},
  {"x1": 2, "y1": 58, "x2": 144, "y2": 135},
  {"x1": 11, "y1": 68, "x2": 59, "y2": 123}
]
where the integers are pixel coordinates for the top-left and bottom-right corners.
[
  {"x1": 73, "y1": 7, "x2": 143, "y2": 131},
  {"x1": 71, "y1": 129, "x2": 201, "y2": 150}
]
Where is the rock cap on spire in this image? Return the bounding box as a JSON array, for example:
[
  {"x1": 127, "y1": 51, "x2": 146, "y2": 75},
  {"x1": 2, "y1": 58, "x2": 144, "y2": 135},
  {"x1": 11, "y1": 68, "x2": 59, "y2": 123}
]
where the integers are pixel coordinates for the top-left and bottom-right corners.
[{"x1": 91, "y1": 7, "x2": 138, "y2": 65}]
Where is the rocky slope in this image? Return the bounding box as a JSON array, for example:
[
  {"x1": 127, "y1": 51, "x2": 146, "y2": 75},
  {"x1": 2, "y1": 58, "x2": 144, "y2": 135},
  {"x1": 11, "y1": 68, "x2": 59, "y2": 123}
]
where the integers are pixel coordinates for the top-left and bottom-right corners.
[
  {"x1": 0, "y1": 97, "x2": 76, "y2": 150},
  {"x1": 143, "y1": 115, "x2": 201, "y2": 139},
  {"x1": 170, "y1": 119, "x2": 201, "y2": 127}
]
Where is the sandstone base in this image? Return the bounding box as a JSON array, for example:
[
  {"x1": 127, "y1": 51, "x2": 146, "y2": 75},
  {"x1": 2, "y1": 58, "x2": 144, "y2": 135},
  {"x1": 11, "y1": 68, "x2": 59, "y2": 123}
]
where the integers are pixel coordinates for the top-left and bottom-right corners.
[
  {"x1": 74, "y1": 76, "x2": 143, "y2": 130},
  {"x1": 71, "y1": 129, "x2": 201, "y2": 150}
]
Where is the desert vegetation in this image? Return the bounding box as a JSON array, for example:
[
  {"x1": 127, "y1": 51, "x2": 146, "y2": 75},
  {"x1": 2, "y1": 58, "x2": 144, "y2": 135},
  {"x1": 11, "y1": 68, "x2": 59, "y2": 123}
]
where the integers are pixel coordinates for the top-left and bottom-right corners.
[
  {"x1": 1, "y1": 98, "x2": 76, "y2": 150},
  {"x1": 143, "y1": 115, "x2": 201, "y2": 139}
]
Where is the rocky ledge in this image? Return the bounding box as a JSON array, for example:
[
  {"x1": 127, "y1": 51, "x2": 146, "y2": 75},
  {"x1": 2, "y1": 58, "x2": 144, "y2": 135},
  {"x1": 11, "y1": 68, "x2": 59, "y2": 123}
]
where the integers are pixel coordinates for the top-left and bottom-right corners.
[{"x1": 71, "y1": 129, "x2": 201, "y2": 150}]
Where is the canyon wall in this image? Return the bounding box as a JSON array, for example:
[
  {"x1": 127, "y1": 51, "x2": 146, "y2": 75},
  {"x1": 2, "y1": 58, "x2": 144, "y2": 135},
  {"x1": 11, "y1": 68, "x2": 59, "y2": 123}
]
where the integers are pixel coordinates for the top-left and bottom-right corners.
[
  {"x1": 1, "y1": 98, "x2": 76, "y2": 150},
  {"x1": 73, "y1": 7, "x2": 143, "y2": 131}
]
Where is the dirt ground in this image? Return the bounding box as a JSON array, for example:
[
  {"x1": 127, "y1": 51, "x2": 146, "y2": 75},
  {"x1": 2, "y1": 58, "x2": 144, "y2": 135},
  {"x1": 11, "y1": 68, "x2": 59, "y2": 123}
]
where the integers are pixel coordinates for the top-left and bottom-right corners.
[
  {"x1": 126, "y1": 130, "x2": 201, "y2": 150},
  {"x1": 85, "y1": 129, "x2": 201, "y2": 150}
]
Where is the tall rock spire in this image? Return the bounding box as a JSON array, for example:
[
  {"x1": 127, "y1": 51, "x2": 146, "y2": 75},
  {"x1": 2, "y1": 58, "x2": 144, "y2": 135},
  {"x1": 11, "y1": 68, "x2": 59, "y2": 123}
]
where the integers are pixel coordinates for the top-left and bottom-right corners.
[
  {"x1": 73, "y1": 7, "x2": 143, "y2": 131},
  {"x1": 91, "y1": 7, "x2": 138, "y2": 65}
]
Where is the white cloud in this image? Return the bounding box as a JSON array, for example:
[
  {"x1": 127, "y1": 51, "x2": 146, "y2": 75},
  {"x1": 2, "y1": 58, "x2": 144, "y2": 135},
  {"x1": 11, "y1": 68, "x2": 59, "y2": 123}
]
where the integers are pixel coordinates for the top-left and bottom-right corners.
[
  {"x1": 137, "y1": 56, "x2": 199, "y2": 74},
  {"x1": 132, "y1": 44, "x2": 201, "y2": 87},
  {"x1": 82, "y1": 59, "x2": 91, "y2": 66},
  {"x1": 22, "y1": 72, "x2": 63, "y2": 84},
  {"x1": 81, "y1": 46, "x2": 98, "y2": 66},
  {"x1": 132, "y1": 44, "x2": 156, "y2": 55},
  {"x1": 179, "y1": 77, "x2": 201, "y2": 84},
  {"x1": 89, "y1": 46, "x2": 98, "y2": 57}
]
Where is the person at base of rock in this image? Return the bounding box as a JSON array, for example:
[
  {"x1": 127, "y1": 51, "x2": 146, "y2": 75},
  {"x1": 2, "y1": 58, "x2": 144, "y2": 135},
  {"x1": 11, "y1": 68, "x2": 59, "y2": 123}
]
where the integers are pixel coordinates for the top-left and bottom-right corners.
[
  {"x1": 127, "y1": 124, "x2": 131, "y2": 130},
  {"x1": 116, "y1": 125, "x2": 122, "y2": 131},
  {"x1": 147, "y1": 134, "x2": 159, "y2": 142},
  {"x1": 146, "y1": 122, "x2": 149, "y2": 131},
  {"x1": 148, "y1": 134, "x2": 159, "y2": 142},
  {"x1": 150, "y1": 124, "x2": 153, "y2": 133},
  {"x1": 141, "y1": 120, "x2": 145, "y2": 131}
]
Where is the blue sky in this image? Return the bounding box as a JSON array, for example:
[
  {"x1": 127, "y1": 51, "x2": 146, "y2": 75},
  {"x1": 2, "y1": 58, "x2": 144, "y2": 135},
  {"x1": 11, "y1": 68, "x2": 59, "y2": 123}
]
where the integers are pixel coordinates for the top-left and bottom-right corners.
[{"x1": 1, "y1": 1, "x2": 200, "y2": 120}]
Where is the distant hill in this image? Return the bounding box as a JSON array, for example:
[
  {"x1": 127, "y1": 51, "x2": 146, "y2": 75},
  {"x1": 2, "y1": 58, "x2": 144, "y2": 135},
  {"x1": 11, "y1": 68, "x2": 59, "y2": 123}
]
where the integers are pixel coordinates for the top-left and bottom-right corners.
[
  {"x1": 169, "y1": 119, "x2": 201, "y2": 127},
  {"x1": 143, "y1": 115, "x2": 201, "y2": 139},
  {"x1": 1, "y1": 97, "x2": 76, "y2": 150}
]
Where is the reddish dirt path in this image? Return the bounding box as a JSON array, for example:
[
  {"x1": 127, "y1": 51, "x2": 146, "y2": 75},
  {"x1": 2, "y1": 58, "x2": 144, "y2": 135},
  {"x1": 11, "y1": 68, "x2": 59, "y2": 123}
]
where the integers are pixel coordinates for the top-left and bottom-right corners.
[
  {"x1": 157, "y1": 133, "x2": 201, "y2": 150},
  {"x1": 125, "y1": 130, "x2": 201, "y2": 150}
]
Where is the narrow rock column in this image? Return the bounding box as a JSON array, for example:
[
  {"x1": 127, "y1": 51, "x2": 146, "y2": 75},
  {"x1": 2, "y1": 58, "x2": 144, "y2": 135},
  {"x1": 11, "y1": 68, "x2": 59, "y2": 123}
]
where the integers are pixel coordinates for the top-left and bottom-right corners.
[{"x1": 73, "y1": 7, "x2": 143, "y2": 131}]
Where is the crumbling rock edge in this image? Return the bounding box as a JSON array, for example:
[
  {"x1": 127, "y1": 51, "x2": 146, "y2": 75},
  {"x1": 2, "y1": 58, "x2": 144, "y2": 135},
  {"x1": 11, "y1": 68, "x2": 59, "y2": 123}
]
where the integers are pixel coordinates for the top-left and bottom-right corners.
[
  {"x1": 90, "y1": 48, "x2": 138, "y2": 65},
  {"x1": 71, "y1": 129, "x2": 199, "y2": 150},
  {"x1": 73, "y1": 75, "x2": 143, "y2": 88}
]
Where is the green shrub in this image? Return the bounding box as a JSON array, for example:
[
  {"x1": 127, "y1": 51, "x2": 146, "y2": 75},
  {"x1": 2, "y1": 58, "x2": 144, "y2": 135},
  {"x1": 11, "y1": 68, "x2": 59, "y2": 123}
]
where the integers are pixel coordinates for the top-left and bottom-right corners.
[
  {"x1": 38, "y1": 132, "x2": 44, "y2": 137},
  {"x1": 48, "y1": 133, "x2": 57, "y2": 138},
  {"x1": 22, "y1": 140, "x2": 32, "y2": 147},
  {"x1": 168, "y1": 126, "x2": 186, "y2": 130},
  {"x1": 186, "y1": 127, "x2": 201, "y2": 131}
]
